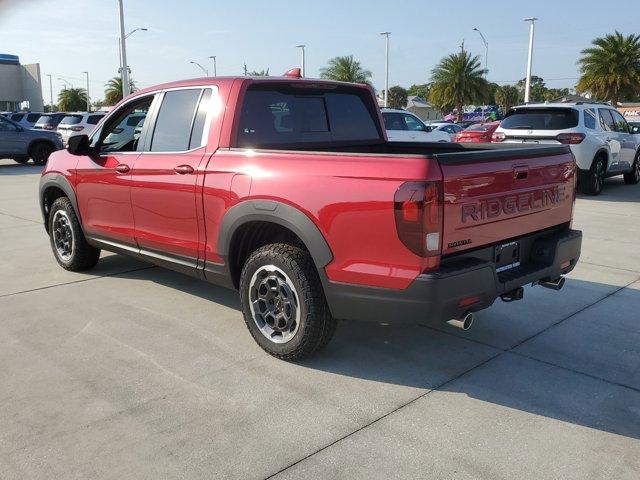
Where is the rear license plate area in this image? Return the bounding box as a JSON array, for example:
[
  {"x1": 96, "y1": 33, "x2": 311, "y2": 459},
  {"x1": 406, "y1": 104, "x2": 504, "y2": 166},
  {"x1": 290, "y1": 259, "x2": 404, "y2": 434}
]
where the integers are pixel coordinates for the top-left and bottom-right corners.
[{"x1": 495, "y1": 241, "x2": 521, "y2": 273}]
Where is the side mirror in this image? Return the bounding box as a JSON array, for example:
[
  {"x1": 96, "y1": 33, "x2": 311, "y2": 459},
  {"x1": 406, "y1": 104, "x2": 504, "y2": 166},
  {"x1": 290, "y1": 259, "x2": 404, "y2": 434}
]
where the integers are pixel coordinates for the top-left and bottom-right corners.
[
  {"x1": 67, "y1": 134, "x2": 92, "y2": 155},
  {"x1": 631, "y1": 126, "x2": 640, "y2": 134}
]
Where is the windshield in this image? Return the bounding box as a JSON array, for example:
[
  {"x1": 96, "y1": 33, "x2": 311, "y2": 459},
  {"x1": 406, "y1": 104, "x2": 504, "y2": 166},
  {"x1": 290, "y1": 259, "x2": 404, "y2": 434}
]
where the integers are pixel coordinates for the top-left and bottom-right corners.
[
  {"x1": 60, "y1": 115, "x2": 83, "y2": 125},
  {"x1": 501, "y1": 108, "x2": 579, "y2": 130}
]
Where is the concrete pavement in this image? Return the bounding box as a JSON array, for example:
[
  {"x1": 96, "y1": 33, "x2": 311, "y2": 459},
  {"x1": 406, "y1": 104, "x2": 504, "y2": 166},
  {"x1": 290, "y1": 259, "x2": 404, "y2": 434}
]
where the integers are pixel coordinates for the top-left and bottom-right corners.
[{"x1": 1, "y1": 159, "x2": 639, "y2": 479}]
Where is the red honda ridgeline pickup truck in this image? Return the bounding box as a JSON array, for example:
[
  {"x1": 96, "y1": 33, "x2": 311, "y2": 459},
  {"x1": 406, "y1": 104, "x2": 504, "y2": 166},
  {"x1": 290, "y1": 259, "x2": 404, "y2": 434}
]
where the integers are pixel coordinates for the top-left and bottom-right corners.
[{"x1": 39, "y1": 73, "x2": 582, "y2": 359}]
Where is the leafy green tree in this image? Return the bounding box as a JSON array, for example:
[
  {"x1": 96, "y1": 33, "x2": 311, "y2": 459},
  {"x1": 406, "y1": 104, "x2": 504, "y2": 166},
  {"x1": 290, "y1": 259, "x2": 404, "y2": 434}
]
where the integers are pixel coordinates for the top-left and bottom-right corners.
[
  {"x1": 386, "y1": 86, "x2": 408, "y2": 109},
  {"x1": 544, "y1": 88, "x2": 571, "y2": 101},
  {"x1": 494, "y1": 85, "x2": 520, "y2": 114},
  {"x1": 104, "y1": 76, "x2": 137, "y2": 106},
  {"x1": 577, "y1": 31, "x2": 640, "y2": 105},
  {"x1": 516, "y1": 76, "x2": 547, "y2": 102},
  {"x1": 44, "y1": 104, "x2": 59, "y2": 113},
  {"x1": 486, "y1": 82, "x2": 500, "y2": 104},
  {"x1": 407, "y1": 83, "x2": 430, "y2": 99},
  {"x1": 320, "y1": 55, "x2": 372, "y2": 84},
  {"x1": 57, "y1": 88, "x2": 88, "y2": 112},
  {"x1": 248, "y1": 69, "x2": 270, "y2": 76},
  {"x1": 428, "y1": 50, "x2": 488, "y2": 121}
]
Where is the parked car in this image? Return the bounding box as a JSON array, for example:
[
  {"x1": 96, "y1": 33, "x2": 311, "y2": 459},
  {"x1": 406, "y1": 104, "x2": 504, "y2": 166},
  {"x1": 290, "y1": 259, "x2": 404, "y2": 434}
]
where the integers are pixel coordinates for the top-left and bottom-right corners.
[
  {"x1": 39, "y1": 75, "x2": 582, "y2": 359},
  {"x1": 493, "y1": 102, "x2": 640, "y2": 195},
  {"x1": 9, "y1": 112, "x2": 45, "y2": 128},
  {"x1": 426, "y1": 121, "x2": 464, "y2": 140},
  {"x1": 103, "y1": 112, "x2": 146, "y2": 145},
  {"x1": 57, "y1": 112, "x2": 106, "y2": 145},
  {"x1": 454, "y1": 121, "x2": 501, "y2": 143},
  {"x1": 0, "y1": 115, "x2": 63, "y2": 164},
  {"x1": 33, "y1": 113, "x2": 67, "y2": 131},
  {"x1": 382, "y1": 109, "x2": 450, "y2": 142}
]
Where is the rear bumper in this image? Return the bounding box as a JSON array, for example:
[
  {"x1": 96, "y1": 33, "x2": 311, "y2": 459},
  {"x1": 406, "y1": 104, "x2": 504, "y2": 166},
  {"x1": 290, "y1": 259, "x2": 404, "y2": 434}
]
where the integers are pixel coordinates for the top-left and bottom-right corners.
[{"x1": 324, "y1": 226, "x2": 582, "y2": 325}]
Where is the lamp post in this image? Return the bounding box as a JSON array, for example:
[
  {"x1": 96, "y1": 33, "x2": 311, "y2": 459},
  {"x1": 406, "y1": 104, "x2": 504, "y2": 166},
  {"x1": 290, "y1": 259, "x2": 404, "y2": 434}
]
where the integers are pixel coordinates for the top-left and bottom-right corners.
[
  {"x1": 295, "y1": 45, "x2": 305, "y2": 77},
  {"x1": 473, "y1": 28, "x2": 489, "y2": 121},
  {"x1": 58, "y1": 78, "x2": 72, "y2": 89},
  {"x1": 523, "y1": 17, "x2": 538, "y2": 104},
  {"x1": 190, "y1": 61, "x2": 209, "y2": 76},
  {"x1": 379, "y1": 32, "x2": 390, "y2": 107},
  {"x1": 46, "y1": 74, "x2": 54, "y2": 112},
  {"x1": 118, "y1": 27, "x2": 147, "y2": 91},
  {"x1": 117, "y1": 0, "x2": 131, "y2": 97},
  {"x1": 82, "y1": 71, "x2": 90, "y2": 111},
  {"x1": 208, "y1": 56, "x2": 217, "y2": 76}
]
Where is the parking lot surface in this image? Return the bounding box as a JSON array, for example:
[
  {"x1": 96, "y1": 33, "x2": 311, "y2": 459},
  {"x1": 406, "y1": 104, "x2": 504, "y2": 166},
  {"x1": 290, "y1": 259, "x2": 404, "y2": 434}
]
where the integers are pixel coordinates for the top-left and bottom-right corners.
[{"x1": 1, "y1": 159, "x2": 639, "y2": 479}]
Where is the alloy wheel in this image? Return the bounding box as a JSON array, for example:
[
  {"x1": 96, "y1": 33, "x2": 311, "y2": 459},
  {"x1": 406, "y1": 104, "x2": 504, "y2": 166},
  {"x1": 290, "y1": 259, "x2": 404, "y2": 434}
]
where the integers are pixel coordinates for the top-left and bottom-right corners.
[{"x1": 52, "y1": 210, "x2": 74, "y2": 261}]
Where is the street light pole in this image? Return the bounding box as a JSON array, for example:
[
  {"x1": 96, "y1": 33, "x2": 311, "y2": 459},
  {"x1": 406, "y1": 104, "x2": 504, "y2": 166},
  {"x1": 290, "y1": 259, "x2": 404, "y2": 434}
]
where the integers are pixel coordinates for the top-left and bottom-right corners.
[
  {"x1": 524, "y1": 17, "x2": 538, "y2": 104},
  {"x1": 379, "y1": 32, "x2": 390, "y2": 107},
  {"x1": 190, "y1": 61, "x2": 208, "y2": 76},
  {"x1": 117, "y1": 0, "x2": 131, "y2": 97},
  {"x1": 82, "y1": 72, "x2": 90, "y2": 111},
  {"x1": 208, "y1": 56, "x2": 217, "y2": 76},
  {"x1": 58, "y1": 78, "x2": 72, "y2": 89},
  {"x1": 473, "y1": 28, "x2": 489, "y2": 121},
  {"x1": 46, "y1": 74, "x2": 54, "y2": 112},
  {"x1": 295, "y1": 45, "x2": 305, "y2": 77}
]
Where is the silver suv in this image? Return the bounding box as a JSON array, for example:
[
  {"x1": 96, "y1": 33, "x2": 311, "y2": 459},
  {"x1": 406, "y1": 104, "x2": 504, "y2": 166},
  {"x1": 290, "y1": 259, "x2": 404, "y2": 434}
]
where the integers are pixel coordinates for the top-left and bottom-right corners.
[{"x1": 493, "y1": 102, "x2": 640, "y2": 195}]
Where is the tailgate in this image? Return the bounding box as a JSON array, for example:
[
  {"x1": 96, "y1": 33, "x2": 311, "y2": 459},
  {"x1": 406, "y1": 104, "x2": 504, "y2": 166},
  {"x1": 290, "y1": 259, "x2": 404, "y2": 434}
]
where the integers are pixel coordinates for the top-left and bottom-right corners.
[{"x1": 436, "y1": 146, "x2": 575, "y2": 255}]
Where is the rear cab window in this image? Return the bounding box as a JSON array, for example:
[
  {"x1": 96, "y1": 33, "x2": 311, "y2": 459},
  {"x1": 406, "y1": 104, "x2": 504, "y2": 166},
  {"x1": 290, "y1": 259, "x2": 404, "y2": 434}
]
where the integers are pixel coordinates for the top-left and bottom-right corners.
[
  {"x1": 501, "y1": 108, "x2": 579, "y2": 130},
  {"x1": 236, "y1": 83, "x2": 381, "y2": 148}
]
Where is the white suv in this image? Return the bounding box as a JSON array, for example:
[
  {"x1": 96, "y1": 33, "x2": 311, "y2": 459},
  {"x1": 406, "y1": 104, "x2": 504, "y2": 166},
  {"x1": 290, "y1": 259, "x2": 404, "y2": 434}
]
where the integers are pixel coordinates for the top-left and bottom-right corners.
[
  {"x1": 493, "y1": 102, "x2": 640, "y2": 195},
  {"x1": 57, "y1": 112, "x2": 106, "y2": 146},
  {"x1": 381, "y1": 109, "x2": 451, "y2": 142}
]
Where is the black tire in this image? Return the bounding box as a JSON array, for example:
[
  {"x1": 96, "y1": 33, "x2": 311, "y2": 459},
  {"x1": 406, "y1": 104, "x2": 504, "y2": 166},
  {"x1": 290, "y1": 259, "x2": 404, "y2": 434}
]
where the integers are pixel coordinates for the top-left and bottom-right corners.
[
  {"x1": 580, "y1": 155, "x2": 606, "y2": 195},
  {"x1": 13, "y1": 157, "x2": 29, "y2": 164},
  {"x1": 30, "y1": 142, "x2": 54, "y2": 166},
  {"x1": 48, "y1": 197, "x2": 101, "y2": 271},
  {"x1": 623, "y1": 151, "x2": 640, "y2": 185},
  {"x1": 239, "y1": 243, "x2": 336, "y2": 360}
]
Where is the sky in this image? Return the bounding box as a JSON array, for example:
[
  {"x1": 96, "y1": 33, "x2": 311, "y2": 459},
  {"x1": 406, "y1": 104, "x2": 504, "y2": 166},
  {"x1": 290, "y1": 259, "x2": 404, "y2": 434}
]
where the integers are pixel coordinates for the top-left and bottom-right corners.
[{"x1": 1, "y1": 0, "x2": 638, "y2": 106}]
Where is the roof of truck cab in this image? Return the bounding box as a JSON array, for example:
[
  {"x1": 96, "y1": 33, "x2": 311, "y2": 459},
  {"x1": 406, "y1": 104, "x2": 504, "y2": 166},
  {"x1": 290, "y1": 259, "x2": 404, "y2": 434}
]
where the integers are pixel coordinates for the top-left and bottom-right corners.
[{"x1": 130, "y1": 76, "x2": 373, "y2": 97}]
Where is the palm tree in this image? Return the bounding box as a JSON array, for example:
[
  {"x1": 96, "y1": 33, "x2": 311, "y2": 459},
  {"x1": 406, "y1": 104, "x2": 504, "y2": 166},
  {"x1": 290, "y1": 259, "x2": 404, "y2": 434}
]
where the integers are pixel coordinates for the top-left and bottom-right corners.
[
  {"x1": 58, "y1": 88, "x2": 88, "y2": 112},
  {"x1": 320, "y1": 55, "x2": 372, "y2": 84},
  {"x1": 247, "y1": 69, "x2": 270, "y2": 76},
  {"x1": 494, "y1": 85, "x2": 520, "y2": 115},
  {"x1": 104, "y1": 76, "x2": 137, "y2": 106},
  {"x1": 577, "y1": 31, "x2": 640, "y2": 105},
  {"x1": 387, "y1": 86, "x2": 408, "y2": 109},
  {"x1": 428, "y1": 50, "x2": 488, "y2": 121}
]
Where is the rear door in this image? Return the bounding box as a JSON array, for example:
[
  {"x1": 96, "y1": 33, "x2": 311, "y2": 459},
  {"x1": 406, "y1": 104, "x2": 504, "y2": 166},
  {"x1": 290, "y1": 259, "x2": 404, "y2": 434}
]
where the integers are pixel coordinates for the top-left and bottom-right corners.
[
  {"x1": 609, "y1": 109, "x2": 636, "y2": 169},
  {"x1": 597, "y1": 109, "x2": 623, "y2": 171},
  {"x1": 437, "y1": 147, "x2": 576, "y2": 255},
  {"x1": 130, "y1": 87, "x2": 214, "y2": 270}
]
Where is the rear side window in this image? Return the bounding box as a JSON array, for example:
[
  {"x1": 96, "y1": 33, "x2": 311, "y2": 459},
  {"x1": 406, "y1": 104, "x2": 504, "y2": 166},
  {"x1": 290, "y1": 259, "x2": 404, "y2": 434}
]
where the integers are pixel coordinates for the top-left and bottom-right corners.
[
  {"x1": 87, "y1": 115, "x2": 104, "y2": 125},
  {"x1": 584, "y1": 109, "x2": 597, "y2": 129},
  {"x1": 27, "y1": 113, "x2": 41, "y2": 122},
  {"x1": 501, "y1": 108, "x2": 579, "y2": 130},
  {"x1": 189, "y1": 89, "x2": 212, "y2": 149},
  {"x1": 599, "y1": 109, "x2": 616, "y2": 131},
  {"x1": 60, "y1": 115, "x2": 82, "y2": 125},
  {"x1": 236, "y1": 84, "x2": 380, "y2": 148},
  {"x1": 35, "y1": 115, "x2": 50, "y2": 124},
  {"x1": 383, "y1": 113, "x2": 407, "y2": 130},
  {"x1": 150, "y1": 89, "x2": 202, "y2": 152}
]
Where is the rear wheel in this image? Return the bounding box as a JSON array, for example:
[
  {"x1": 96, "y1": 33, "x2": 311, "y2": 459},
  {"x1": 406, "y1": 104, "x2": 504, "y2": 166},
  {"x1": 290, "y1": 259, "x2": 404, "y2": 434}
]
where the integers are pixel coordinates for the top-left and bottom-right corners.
[
  {"x1": 13, "y1": 157, "x2": 29, "y2": 164},
  {"x1": 623, "y1": 151, "x2": 640, "y2": 185},
  {"x1": 580, "y1": 155, "x2": 606, "y2": 195},
  {"x1": 239, "y1": 243, "x2": 337, "y2": 360},
  {"x1": 48, "y1": 197, "x2": 101, "y2": 271},
  {"x1": 30, "y1": 142, "x2": 54, "y2": 166}
]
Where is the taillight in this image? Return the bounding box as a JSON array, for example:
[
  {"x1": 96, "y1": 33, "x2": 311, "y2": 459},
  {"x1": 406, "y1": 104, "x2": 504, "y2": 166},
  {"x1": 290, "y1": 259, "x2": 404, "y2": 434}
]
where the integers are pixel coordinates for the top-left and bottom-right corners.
[
  {"x1": 556, "y1": 132, "x2": 585, "y2": 144},
  {"x1": 492, "y1": 132, "x2": 506, "y2": 142},
  {"x1": 394, "y1": 181, "x2": 443, "y2": 257},
  {"x1": 70, "y1": 126, "x2": 84, "y2": 132}
]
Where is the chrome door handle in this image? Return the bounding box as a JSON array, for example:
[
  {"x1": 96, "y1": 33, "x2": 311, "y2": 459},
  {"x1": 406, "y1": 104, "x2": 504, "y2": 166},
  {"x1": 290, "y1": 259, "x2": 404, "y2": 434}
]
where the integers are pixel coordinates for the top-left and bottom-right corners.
[
  {"x1": 115, "y1": 164, "x2": 130, "y2": 173},
  {"x1": 174, "y1": 164, "x2": 194, "y2": 175}
]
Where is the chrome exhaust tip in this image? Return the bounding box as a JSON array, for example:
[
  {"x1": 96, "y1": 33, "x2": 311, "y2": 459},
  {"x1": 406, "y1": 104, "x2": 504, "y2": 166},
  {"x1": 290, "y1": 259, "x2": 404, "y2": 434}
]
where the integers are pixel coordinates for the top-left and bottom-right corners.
[
  {"x1": 539, "y1": 277, "x2": 566, "y2": 291},
  {"x1": 447, "y1": 312, "x2": 474, "y2": 330}
]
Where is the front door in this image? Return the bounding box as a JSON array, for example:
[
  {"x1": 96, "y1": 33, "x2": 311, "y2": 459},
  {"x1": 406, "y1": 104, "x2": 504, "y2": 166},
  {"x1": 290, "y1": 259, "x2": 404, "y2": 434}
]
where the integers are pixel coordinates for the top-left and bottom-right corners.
[
  {"x1": 597, "y1": 108, "x2": 623, "y2": 172},
  {"x1": 610, "y1": 109, "x2": 636, "y2": 169},
  {"x1": 0, "y1": 117, "x2": 23, "y2": 155},
  {"x1": 75, "y1": 94, "x2": 156, "y2": 246},
  {"x1": 130, "y1": 87, "x2": 214, "y2": 269}
]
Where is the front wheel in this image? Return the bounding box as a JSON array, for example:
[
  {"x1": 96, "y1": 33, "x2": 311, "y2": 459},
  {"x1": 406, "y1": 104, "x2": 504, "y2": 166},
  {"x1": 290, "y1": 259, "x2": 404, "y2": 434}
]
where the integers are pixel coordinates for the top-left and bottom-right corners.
[
  {"x1": 48, "y1": 197, "x2": 101, "y2": 271},
  {"x1": 623, "y1": 152, "x2": 640, "y2": 185},
  {"x1": 580, "y1": 156, "x2": 606, "y2": 195},
  {"x1": 239, "y1": 243, "x2": 337, "y2": 360},
  {"x1": 30, "y1": 142, "x2": 54, "y2": 166}
]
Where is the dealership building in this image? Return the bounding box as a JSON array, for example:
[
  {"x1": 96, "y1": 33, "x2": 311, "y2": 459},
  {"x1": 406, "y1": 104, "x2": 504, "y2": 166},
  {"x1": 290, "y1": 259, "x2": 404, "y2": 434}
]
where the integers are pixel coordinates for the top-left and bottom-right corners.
[{"x1": 0, "y1": 53, "x2": 44, "y2": 112}]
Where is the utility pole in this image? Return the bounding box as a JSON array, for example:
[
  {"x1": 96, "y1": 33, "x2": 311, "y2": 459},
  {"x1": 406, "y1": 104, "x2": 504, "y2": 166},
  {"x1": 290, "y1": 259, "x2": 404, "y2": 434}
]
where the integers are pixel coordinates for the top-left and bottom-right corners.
[
  {"x1": 295, "y1": 45, "x2": 305, "y2": 77},
  {"x1": 117, "y1": 0, "x2": 131, "y2": 97},
  {"x1": 473, "y1": 28, "x2": 489, "y2": 121},
  {"x1": 209, "y1": 56, "x2": 217, "y2": 76},
  {"x1": 379, "y1": 32, "x2": 390, "y2": 107},
  {"x1": 46, "y1": 74, "x2": 54, "y2": 112},
  {"x1": 190, "y1": 61, "x2": 208, "y2": 76},
  {"x1": 82, "y1": 71, "x2": 90, "y2": 111},
  {"x1": 243, "y1": 63, "x2": 248, "y2": 76},
  {"x1": 524, "y1": 17, "x2": 538, "y2": 104}
]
